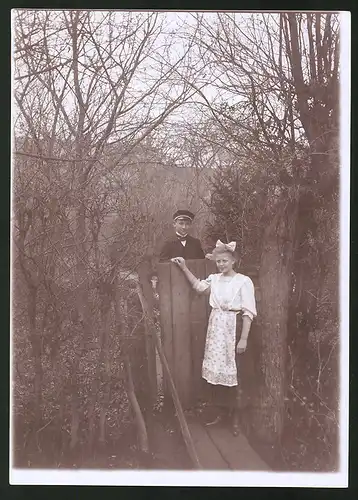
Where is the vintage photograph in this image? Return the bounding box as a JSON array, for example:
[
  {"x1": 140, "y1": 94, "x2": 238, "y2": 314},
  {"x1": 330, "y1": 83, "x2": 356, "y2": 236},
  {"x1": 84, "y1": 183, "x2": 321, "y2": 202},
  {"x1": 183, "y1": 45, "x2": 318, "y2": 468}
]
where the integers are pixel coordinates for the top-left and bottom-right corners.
[{"x1": 10, "y1": 9, "x2": 349, "y2": 486}]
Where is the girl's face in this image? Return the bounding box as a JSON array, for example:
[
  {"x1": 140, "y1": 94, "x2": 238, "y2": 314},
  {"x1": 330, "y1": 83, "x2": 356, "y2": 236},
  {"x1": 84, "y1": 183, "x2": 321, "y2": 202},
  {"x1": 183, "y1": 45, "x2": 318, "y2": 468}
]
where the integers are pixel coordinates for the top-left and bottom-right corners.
[{"x1": 215, "y1": 252, "x2": 236, "y2": 274}]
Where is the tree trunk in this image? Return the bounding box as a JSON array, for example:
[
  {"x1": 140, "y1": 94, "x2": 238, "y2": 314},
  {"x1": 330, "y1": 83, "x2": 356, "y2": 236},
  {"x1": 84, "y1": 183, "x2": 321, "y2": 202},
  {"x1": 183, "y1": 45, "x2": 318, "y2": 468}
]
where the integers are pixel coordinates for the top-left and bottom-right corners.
[
  {"x1": 288, "y1": 181, "x2": 338, "y2": 352},
  {"x1": 251, "y1": 194, "x2": 298, "y2": 443},
  {"x1": 289, "y1": 207, "x2": 317, "y2": 349}
]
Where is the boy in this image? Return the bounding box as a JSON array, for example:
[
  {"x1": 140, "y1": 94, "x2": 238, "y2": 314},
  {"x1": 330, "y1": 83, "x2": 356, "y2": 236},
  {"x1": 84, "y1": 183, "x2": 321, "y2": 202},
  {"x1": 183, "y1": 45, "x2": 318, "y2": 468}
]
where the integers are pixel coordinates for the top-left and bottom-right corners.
[{"x1": 159, "y1": 210, "x2": 205, "y2": 261}]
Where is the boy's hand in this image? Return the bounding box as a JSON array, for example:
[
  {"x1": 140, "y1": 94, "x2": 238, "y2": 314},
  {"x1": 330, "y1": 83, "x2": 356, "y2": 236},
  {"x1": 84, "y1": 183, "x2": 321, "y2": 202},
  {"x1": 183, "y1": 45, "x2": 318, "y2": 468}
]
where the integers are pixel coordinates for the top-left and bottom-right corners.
[{"x1": 236, "y1": 338, "x2": 247, "y2": 354}]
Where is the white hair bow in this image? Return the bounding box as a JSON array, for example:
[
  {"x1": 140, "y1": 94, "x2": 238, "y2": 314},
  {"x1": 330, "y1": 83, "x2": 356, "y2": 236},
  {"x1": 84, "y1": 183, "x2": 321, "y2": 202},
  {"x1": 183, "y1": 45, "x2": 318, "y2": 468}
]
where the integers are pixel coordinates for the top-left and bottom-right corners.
[
  {"x1": 216, "y1": 240, "x2": 236, "y2": 252},
  {"x1": 205, "y1": 240, "x2": 237, "y2": 260}
]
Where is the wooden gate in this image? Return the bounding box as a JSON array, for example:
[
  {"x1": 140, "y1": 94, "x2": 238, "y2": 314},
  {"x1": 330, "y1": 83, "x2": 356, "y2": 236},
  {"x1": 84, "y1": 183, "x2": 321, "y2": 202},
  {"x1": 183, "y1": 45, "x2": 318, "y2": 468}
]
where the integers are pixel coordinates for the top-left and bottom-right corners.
[{"x1": 157, "y1": 260, "x2": 261, "y2": 409}]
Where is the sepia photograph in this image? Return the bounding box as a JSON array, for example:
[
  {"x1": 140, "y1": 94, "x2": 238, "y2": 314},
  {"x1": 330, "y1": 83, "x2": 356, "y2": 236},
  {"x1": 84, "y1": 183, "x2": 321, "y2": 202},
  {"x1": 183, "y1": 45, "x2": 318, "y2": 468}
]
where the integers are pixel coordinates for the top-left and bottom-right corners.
[{"x1": 10, "y1": 9, "x2": 349, "y2": 487}]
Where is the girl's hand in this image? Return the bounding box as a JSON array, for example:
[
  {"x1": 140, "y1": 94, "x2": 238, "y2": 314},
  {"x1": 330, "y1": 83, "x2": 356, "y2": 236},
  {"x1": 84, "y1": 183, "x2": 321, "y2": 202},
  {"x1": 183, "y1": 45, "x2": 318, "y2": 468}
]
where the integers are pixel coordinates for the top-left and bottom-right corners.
[
  {"x1": 236, "y1": 338, "x2": 247, "y2": 354},
  {"x1": 171, "y1": 257, "x2": 186, "y2": 269}
]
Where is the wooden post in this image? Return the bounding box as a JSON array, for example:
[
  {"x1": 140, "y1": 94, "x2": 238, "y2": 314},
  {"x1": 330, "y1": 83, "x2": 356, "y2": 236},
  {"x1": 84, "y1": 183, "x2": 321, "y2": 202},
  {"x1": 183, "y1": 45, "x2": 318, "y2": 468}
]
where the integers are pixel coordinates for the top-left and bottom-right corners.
[
  {"x1": 188, "y1": 260, "x2": 211, "y2": 402},
  {"x1": 170, "y1": 263, "x2": 193, "y2": 408},
  {"x1": 137, "y1": 261, "x2": 158, "y2": 406},
  {"x1": 156, "y1": 263, "x2": 173, "y2": 403},
  {"x1": 157, "y1": 260, "x2": 215, "y2": 408}
]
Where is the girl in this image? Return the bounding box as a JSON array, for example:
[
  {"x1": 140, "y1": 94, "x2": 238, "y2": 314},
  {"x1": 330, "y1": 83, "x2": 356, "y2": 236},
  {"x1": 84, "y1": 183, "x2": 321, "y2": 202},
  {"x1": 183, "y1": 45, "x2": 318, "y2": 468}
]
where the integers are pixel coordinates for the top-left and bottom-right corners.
[{"x1": 171, "y1": 240, "x2": 257, "y2": 436}]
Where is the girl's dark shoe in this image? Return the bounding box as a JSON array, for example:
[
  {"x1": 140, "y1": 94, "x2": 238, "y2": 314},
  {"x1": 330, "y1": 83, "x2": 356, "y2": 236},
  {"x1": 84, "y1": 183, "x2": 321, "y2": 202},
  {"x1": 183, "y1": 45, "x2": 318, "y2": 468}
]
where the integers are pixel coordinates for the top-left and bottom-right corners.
[
  {"x1": 205, "y1": 415, "x2": 222, "y2": 426},
  {"x1": 232, "y1": 423, "x2": 240, "y2": 436},
  {"x1": 231, "y1": 412, "x2": 240, "y2": 436}
]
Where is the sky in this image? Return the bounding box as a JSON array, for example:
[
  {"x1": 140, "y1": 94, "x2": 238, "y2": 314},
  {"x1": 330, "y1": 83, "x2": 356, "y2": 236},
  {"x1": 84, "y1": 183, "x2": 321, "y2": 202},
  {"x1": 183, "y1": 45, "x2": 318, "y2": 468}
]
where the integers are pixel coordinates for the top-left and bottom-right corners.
[{"x1": 12, "y1": 10, "x2": 341, "y2": 155}]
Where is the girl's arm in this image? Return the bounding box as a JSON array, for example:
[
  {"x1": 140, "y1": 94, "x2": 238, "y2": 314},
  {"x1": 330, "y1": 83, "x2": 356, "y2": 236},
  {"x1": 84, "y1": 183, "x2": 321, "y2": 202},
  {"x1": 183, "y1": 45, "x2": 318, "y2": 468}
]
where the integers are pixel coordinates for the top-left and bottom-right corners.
[
  {"x1": 236, "y1": 316, "x2": 252, "y2": 354},
  {"x1": 237, "y1": 278, "x2": 256, "y2": 354}
]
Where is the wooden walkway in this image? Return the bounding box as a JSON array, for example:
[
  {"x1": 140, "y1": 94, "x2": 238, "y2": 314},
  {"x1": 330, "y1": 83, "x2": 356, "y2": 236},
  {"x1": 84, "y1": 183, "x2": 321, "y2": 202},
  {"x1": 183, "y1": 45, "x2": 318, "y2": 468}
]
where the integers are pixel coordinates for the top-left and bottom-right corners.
[{"x1": 187, "y1": 417, "x2": 270, "y2": 470}]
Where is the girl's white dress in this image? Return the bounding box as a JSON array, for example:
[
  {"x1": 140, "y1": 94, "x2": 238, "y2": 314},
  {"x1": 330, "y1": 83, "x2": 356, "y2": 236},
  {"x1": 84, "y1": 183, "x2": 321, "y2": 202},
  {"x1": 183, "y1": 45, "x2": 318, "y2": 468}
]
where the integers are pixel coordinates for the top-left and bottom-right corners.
[{"x1": 193, "y1": 273, "x2": 257, "y2": 387}]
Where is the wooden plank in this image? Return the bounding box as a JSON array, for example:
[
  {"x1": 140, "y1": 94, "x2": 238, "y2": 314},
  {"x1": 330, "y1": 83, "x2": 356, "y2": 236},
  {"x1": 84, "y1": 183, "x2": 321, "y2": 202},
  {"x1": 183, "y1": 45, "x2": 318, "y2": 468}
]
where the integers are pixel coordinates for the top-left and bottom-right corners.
[
  {"x1": 157, "y1": 263, "x2": 173, "y2": 401},
  {"x1": 206, "y1": 425, "x2": 270, "y2": 471},
  {"x1": 171, "y1": 262, "x2": 193, "y2": 408},
  {"x1": 187, "y1": 260, "x2": 208, "y2": 402},
  {"x1": 187, "y1": 421, "x2": 229, "y2": 469}
]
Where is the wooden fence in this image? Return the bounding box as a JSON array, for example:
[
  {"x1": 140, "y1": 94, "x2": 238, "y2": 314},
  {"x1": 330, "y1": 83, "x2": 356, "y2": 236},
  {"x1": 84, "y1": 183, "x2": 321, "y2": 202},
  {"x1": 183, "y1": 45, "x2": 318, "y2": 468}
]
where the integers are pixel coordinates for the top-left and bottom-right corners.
[{"x1": 156, "y1": 260, "x2": 261, "y2": 409}]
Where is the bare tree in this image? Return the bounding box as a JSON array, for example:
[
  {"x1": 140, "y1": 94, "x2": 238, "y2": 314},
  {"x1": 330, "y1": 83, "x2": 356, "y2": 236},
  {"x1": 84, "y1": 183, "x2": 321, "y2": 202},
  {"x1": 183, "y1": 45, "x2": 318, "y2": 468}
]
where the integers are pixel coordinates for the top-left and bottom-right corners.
[{"x1": 12, "y1": 9, "x2": 202, "y2": 455}]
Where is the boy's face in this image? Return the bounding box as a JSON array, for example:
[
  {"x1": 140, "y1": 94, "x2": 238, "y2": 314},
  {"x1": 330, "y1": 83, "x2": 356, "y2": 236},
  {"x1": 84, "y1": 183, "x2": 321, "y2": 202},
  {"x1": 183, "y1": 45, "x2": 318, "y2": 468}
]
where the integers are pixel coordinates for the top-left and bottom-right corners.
[{"x1": 173, "y1": 218, "x2": 192, "y2": 236}]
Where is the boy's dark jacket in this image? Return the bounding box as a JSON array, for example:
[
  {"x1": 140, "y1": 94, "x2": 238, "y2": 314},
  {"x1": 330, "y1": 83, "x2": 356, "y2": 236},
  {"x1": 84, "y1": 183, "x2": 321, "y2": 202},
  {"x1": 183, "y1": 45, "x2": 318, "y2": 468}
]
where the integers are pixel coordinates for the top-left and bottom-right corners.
[{"x1": 159, "y1": 235, "x2": 205, "y2": 261}]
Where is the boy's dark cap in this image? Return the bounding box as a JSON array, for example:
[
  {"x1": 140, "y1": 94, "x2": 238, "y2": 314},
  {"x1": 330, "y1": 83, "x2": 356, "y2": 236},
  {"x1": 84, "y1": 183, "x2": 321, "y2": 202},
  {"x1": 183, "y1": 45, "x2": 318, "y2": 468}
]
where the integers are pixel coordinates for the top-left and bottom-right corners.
[{"x1": 173, "y1": 209, "x2": 195, "y2": 221}]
